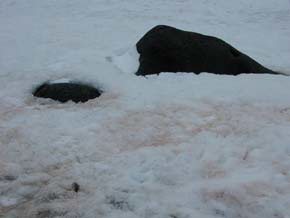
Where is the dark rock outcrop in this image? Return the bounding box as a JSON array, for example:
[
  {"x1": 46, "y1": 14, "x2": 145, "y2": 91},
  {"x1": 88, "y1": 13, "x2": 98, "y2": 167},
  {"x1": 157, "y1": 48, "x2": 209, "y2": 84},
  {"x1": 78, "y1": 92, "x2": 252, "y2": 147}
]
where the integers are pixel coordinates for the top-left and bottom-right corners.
[
  {"x1": 33, "y1": 82, "x2": 102, "y2": 103},
  {"x1": 136, "y1": 25, "x2": 281, "y2": 76}
]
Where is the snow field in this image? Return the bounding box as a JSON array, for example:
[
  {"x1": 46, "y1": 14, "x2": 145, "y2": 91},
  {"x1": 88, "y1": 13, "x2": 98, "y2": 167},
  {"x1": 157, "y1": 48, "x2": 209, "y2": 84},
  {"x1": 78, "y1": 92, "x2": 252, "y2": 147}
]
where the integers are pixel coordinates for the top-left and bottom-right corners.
[{"x1": 1, "y1": 0, "x2": 290, "y2": 217}]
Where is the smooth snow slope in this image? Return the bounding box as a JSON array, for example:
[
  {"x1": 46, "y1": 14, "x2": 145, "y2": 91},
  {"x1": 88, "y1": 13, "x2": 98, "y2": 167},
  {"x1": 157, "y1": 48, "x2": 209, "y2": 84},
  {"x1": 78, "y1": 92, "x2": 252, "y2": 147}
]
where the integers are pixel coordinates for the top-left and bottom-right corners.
[{"x1": 1, "y1": 0, "x2": 290, "y2": 218}]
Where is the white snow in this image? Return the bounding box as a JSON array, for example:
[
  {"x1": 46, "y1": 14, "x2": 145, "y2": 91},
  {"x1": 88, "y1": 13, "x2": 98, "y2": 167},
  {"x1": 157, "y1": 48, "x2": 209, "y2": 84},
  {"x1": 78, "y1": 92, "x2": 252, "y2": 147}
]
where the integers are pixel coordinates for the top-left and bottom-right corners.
[
  {"x1": 49, "y1": 79, "x2": 72, "y2": 84},
  {"x1": 1, "y1": 0, "x2": 290, "y2": 217}
]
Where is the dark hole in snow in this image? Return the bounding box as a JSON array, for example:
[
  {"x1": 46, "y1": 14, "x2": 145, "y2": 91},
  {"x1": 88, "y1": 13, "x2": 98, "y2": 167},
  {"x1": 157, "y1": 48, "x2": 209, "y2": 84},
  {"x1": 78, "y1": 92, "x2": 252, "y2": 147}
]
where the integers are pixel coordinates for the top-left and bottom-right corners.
[
  {"x1": 72, "y1": 182, "x2": 80, "y2": 193},
  {"x1": 33, "y1": 82, "x2": 102, "y2": 103}
]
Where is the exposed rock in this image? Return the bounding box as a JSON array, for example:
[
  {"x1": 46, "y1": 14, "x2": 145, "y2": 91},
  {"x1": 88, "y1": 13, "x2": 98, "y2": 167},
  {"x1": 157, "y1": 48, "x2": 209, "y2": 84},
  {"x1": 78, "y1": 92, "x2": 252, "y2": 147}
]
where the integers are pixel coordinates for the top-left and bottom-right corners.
[{"x1": 136, "y1": 25, "x2": 281, "y2": 76}]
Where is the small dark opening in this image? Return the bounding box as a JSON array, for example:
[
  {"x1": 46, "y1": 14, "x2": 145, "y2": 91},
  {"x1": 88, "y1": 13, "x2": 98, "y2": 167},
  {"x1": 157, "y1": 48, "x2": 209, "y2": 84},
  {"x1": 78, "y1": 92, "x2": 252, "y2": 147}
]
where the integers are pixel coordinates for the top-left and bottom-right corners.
[{"x1": 33, "y1": 82, "x2": 102, "y2": 103}]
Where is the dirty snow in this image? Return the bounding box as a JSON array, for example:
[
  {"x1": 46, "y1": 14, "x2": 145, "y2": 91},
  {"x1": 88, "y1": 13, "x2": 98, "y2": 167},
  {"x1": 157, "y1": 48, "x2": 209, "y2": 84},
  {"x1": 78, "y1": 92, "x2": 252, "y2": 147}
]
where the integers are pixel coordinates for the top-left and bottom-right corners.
[{"x1": 1, "y1": 0, "x2": 290, "y2": 217}]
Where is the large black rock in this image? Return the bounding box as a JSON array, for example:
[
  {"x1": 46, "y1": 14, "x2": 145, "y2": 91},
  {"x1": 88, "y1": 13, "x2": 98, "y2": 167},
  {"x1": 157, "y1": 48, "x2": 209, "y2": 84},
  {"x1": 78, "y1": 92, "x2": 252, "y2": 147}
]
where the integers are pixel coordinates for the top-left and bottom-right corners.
[
  {"x1": 33, "y1": 82, "x2": 102, "y2": 103},
  {"x1": 136, "y1": 25, "x2": 280, "y2": 76}
]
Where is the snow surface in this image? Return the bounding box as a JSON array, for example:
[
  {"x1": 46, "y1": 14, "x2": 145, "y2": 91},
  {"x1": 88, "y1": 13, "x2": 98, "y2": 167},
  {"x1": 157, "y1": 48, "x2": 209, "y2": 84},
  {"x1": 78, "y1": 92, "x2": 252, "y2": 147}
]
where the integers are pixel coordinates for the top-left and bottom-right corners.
[{"x1": 1, "y1": 0, "x2": 290, "y2": 217}]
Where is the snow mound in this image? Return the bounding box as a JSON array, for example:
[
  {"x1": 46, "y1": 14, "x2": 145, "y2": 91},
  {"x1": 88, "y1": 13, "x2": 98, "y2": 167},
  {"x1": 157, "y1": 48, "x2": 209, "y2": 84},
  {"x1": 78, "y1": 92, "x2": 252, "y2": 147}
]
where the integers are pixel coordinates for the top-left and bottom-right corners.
[{"x1": 109, "y1": 46, "x2": 140, "y2": 75}]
